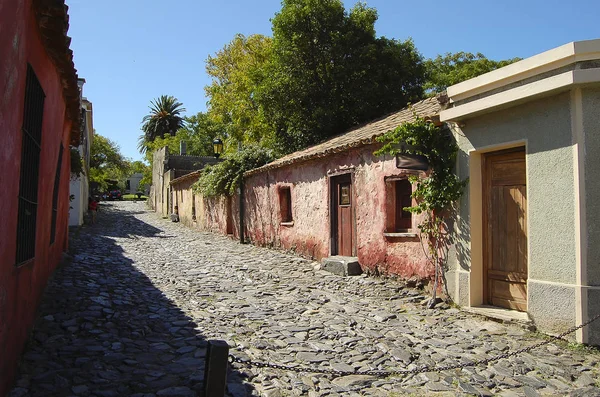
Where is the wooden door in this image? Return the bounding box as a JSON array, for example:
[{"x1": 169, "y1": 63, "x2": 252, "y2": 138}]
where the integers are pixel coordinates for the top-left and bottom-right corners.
[
  {"x1": 332, "y1": 175, "x2": 354, "y2": 257},
  {"x1": 483, "y1": 149, "x2": 528, "y2": 311},
  {"x1": 226, "y1": 196, "x2": 233, "y2": 235}
]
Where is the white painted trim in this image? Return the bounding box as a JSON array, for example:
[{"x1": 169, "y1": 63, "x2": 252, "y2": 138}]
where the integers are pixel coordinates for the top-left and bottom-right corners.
[
  {"x1": 571, "y1": 88, "x2": 588, "y2": 343},
  {"x1": 440, "y1": 68, "x2": 600, "y2": 122},
  {"x1": 447, "y1": 39, "x2": 600, "y2": 101}
]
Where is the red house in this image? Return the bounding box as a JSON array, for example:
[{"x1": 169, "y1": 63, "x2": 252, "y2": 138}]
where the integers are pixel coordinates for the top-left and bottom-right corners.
[{"x1": 0, "y1": 0, "x2": 80, "y2": 393}]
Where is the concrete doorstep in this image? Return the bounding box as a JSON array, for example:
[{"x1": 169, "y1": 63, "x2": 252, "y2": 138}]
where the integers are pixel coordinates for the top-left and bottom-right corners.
[{"x1": 321, "y1": 256, "x2": 362, "y2": 277}]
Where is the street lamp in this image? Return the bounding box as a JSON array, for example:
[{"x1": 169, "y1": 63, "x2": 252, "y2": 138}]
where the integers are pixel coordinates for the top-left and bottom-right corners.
[{"x1": 212, "y1": 138, "x2": 223, "y2": 159}]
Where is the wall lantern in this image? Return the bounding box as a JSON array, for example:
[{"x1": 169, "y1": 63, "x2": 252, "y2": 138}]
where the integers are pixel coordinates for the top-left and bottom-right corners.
[{"x1": 212, "y1": 138, "x2": 223, "y2": 158}]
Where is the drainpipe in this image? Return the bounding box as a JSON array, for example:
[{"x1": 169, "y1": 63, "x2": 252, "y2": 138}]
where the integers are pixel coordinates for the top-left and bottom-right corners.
[{"x1": 239, "y1": 178, "x2": 245, "y2": 244}]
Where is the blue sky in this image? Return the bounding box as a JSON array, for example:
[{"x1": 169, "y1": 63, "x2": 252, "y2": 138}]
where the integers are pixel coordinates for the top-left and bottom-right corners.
[{"x1": 66, "y1": 0, "x2": 600, "y2": 162}]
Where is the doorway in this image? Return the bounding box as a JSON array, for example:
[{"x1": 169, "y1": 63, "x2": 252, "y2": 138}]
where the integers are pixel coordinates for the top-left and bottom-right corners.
[
  {"x1": 483, "y1": 148, "x2": 528, "y2": 311},
  {"x1": 330, "y1": 174, "x2": 355, "y2": 257}
]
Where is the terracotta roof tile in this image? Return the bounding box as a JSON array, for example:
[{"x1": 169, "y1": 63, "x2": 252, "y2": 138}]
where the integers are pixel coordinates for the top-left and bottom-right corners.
[
  {"x1": 33, "y1": 0, "x2": 81, "y2": 146},
  {"x1": 245, "y1": 97, "x2": 442, "y2": 176}
]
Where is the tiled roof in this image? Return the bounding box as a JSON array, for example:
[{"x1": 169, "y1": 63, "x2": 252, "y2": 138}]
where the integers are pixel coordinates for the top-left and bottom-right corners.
[
  {"x1": 245, "y1": 97, "x2": 442, "y2": 176},
  {"x1": 33, "y1": 0, "x2": 81, "y2": 146},
  {"x1": 170, "y1": 170, "x2": 201, "y2": 186}
]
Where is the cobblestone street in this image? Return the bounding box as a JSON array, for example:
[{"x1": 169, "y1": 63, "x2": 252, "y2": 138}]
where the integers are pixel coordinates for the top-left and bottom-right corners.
[{"x1": 8, "y1": 202, "x2": 600, "y2": 397}]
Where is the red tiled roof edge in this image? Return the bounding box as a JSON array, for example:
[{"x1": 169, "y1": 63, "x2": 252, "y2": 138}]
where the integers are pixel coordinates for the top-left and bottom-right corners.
[
  {"x1": 33, "y1": 0, "x2": 81, "y2": 146},
  {"x1": 244, "y1": 97, "x2": 443, "y2": 177},
  {"x1": 170, "y1": 171, "x2": 202, "y2": 186}
]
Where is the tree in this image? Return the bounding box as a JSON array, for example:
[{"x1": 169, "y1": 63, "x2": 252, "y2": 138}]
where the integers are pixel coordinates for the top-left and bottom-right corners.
[
  {"x1": 138, "y1": 95, "x2": 186, "y2": 154},
  {"x1": 424, "y1": 52, "x2": 521, "y2": 94},
  {"x1": 205, "y1": 34, "x2": 274, "y2": 150},
  {"x1": 129, "y1": 160, "x2": 147, "y2": 175},
  {"x1": 179, "y1": 113, "x2": 224, "y2": 157},
  {"x1": 257, "y1": 0, "x2": 425, "y2": 153},
  {"x1": 90, "y1": 133, "x2": 130, "y2": 192}
]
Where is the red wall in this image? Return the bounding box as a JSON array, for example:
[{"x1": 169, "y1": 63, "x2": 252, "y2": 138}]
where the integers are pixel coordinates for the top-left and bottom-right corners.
[
  {"x1": 0, "y1": 1, "x2": 72, "y2": 393},
  {"x1": 243, "y1": 144, "x2": 432, "y2": 278}
]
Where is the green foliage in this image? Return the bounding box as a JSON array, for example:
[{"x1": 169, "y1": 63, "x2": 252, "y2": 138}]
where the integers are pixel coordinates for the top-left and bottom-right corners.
[
  {"x1": 424, "y1": 52, "x2": 521, "y2": 94},
  {"x1": 205, "y1": 34, "x2": 275, "y2": 149},
  {"x1": 70, "y1": 147, "x2": 84, "y2": 177},
  {"x1": 192, "y1": 146, "x2": 274, "y2": 197},
  {"x1": 258, "y1": 0, "x2": 426, "y2": 154},
  {"x1": 129, "y1": 160, "x2": 147, "y2": 175},
  {"x1": 376, "y1": 118, "x2": 466, "y2": 216},
  {"x1": 202, "y1": 0, "x2": 426, "y2": 155},
  {"x1": 376, "y1": 117, "x2": 468, "y2": 304},
  {"x1": 90, "y1": 133, "x2": 130, "y2": 192},
  {"x1": 138, "y1": 95, "x2": 186, "y2": 153}
]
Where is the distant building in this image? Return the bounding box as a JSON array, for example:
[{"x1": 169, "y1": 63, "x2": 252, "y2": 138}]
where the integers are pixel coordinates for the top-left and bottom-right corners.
[
  {"x1": 69, "y1": 80, "x2": 93, "y2": 226},
  {"x1": 0, "y1": 0, "x2": 81, "y2": 394},
  {"x1": 126, "y1": 172, "x2": 145, "y2": 194},
  {"x1": 149, "y1": 145, "x2": 219, "y2": 217}
]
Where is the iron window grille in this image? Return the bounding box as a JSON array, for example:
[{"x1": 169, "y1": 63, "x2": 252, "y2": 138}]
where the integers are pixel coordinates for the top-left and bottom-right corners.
[
  {"x1": 16, "y1": 64, "x2": 45, "y2": 266},
  {"x1": 50, "y1": 145, "x2": 64, "y2": 244}
]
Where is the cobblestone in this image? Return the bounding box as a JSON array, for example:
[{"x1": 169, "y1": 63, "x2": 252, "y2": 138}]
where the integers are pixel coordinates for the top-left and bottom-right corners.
[{"x1": 8, "y1": 202, "x2": 600, "y2": 396}]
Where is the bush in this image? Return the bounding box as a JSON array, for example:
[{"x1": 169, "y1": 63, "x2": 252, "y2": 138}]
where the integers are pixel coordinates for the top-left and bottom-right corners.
[{"x1": 193, "y1": 145, "x2": 274, "y2": 196}]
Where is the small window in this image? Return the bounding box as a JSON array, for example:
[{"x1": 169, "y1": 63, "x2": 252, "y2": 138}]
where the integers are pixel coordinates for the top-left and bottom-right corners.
[
  {"x1": 279, "y1": 186, "x2": 292, "y2": 223},
  {"x1": 339, "y1": 184, "x2": 351, "y2": 205},
  {"x1": 395, "y1": 179, "x2": 413, "y2": 231}
]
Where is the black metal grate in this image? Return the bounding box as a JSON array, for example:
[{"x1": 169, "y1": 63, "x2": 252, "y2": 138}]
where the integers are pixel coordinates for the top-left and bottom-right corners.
[
  {"x1": 16, "y1": 64, "x2": 45, "y2": 266},
  {"x1": 50, "y1": 145, "x2": 64, "y2": 244}
]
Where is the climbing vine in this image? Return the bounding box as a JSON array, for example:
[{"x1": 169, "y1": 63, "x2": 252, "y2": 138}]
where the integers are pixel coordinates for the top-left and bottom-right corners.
[
  {"x1": 375, "y1": 116, "x2": 468, "y2": 306},
  {"x1": 70, "y1": 147, "x2": 85, "y2": 178},
  {"x1": 192, "y1": 145, "x2": 274, "y2": 197}
]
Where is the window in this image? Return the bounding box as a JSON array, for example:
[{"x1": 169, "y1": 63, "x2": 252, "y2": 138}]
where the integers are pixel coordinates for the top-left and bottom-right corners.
[
  {"x1": 395, "y1": 179, "x2": 413, "y2": 231},
  {"x1": 279, "y1": 186, "x2": 292, "y2": 223},
  {"x1": 50, "y1": 145, "x2": 64, "y2": 244},
  {"x1": 16, "y1": 65, "x2": 45, "y2": 265}
]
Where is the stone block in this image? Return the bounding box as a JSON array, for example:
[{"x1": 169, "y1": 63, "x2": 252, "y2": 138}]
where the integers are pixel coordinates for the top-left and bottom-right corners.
[{"x1": 321, "y1": 256, "x2": 362, "y2": 276}]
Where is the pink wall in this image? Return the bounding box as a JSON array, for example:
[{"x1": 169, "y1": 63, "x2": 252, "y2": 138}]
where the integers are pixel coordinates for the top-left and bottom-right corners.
[
  {"x1": 243, "y1": 144, "x2": 432, "y2": 278},
  {"x1": 171, "y1": 179, "x2": 240, "y2": 239},
  {"x1": 0, "y1": 2, "x2": 72, "y2": 393}
]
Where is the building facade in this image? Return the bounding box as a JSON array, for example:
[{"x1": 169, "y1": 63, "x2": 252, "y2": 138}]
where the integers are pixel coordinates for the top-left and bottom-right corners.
[
  {"x1": 69, "y1": 82, "x2": 93, "y2": 226},
  {"x1": 0, "y1": 0, "x2": 81, "y2": 393},
  {"x1": 441, "y1": 39, "x2": 600, "y2": 344}
]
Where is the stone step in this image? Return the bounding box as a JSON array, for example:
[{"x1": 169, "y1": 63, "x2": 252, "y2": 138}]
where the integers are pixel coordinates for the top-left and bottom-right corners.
[{"x1": 321, "y1": 256, "x2": 362, "y2": 276}]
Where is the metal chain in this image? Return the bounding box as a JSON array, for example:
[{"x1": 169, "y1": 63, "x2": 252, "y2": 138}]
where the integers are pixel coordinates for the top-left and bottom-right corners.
[{"x1": 229, "y1": 313, "x2": 600, "y2": 377}]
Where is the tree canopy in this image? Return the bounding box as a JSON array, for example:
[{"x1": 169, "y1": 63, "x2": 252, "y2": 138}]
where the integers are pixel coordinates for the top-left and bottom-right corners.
[
  {"x1": 424, "y1": 52, "x2": 521, "y2": 94},
  {"x1": 90, "y1": 133, "x2": 130, "y2": 192},
  {"x1": 201, "y1": 0, "x2": 426, "y2": 156},
  {"x1": 256, "y1": 0, "x2": 426, "y2": 154},
  {"x1": 205, "y1": 34, "x2": 274, "y2": 150},
  {"x1": 139, "y1": 95, "x2": 186, "y2": 154}
]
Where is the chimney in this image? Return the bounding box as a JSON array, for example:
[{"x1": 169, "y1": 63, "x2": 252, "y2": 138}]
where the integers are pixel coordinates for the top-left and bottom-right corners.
[{"x1": 180, "y1": 141, "x2": 187, "y2": 155}]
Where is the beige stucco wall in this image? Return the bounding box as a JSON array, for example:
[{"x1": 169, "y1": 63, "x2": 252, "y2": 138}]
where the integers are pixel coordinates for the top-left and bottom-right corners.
[
  {"x1": 161, "y1": 170, "x2": 173, "y2": 218},
  {"x1": 449, "y1": 92, "x2": 580, "y2": 335},
  {"x1": 151, "y1": 147, "x2": 167, "y2": 213},
  {"x1": 581, "y1": 86, "x2": 600, "y2": 345}
]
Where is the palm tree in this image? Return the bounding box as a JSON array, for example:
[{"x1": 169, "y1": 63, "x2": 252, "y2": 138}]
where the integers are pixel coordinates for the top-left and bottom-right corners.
[{"x1": 138, "y1": 95, "x2": 186, "y2": 153}]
